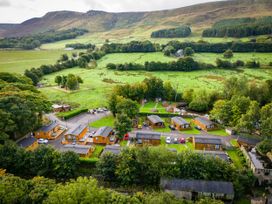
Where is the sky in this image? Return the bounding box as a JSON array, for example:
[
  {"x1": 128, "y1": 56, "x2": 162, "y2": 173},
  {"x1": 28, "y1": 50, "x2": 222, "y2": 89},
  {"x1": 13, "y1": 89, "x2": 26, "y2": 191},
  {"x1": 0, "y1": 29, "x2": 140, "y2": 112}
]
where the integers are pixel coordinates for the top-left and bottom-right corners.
[{"x1": 0, "y1": 0, "x2": 223, "y2": 23}]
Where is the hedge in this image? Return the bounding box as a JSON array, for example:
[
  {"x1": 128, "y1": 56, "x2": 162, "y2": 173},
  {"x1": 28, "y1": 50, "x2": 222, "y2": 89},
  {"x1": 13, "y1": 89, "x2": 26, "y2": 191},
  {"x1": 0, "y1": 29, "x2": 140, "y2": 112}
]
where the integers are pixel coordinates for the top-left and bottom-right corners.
[
  {"x1": 57, "y1": 108, "x2": 88, "y2": 120},
  {"x1": 138, "y1": 112, "x2": 180, "y2": 117}
]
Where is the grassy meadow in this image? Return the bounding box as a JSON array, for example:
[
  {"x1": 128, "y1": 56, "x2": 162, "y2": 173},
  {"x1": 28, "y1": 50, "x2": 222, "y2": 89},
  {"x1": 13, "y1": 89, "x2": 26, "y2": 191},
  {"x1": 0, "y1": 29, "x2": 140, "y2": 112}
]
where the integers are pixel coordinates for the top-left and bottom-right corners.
[
  {"x1": 0, "y1": 50, "x2": 79, "y2": 74},
  {"x1": 37, "y1": 52, "x2": 272, "y2": 109}
]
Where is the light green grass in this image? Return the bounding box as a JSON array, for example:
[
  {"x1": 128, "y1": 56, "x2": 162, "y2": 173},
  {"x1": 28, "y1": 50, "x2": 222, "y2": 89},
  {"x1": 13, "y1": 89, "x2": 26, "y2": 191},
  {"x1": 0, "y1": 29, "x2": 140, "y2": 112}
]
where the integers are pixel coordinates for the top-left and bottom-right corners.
[
  {"x1": 230, "y1": 139, "x2": 239, "y2": 147},
  {"x1": 140, "y1": 102, "x2": 168, "y2": 113},
  {"x1": 0, "y1": 50, "x2": 78, "y2": 73},
  {"x1": 208, "y1": 129, "x2": 229, "y2": 137},
  {"x1": 90, "y1": 115, "x2": 115, "y2": 128},
  {"x1": 120, "y1": 140, "x2": 128, "y2": 147},
  {"x1": 180, "y1": 128, "x2": 201, "y2": 135},
  {"x1": 24, "y1": 52, "x2": 272, "y2": 109},
  {"x1": 161, "y1": 136, "x2": 194, "y2": 152},
  {"x1": 91, "y1": 145, "x2": 105, "y2": 158},
  {"x1": 227, "y1": 149, "x2": 244, "y2": 169}
]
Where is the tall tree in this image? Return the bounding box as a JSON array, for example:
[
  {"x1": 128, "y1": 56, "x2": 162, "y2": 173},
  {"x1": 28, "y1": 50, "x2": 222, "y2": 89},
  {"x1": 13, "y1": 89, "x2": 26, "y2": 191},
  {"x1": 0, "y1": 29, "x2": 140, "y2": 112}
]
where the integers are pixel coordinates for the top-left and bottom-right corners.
[{"x1": 114, "y1": 113, "x2": 132, "y2": 140}]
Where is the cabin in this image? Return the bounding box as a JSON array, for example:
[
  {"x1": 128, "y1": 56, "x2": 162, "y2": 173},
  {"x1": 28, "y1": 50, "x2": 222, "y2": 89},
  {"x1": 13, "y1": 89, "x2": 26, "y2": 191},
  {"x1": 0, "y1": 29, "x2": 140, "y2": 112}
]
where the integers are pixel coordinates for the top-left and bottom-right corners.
[
  {"x1": 171, "y1": 117, "x2": 191, "y2": 130},
  {"x1": 93, "y1": 126, "x2": 115, "y2": 145},
  {"x1": 195, "y1": 150, "x2": 229, "y2": 162},
  {"x1": 160, "y1": 178, "x2": 234, "y2": 202},
  {"x1": 35, "y1": 122, "x2": 65, "y2": 140},
  {"x1": 193, "y1": 137, "x2": 223, "y2": 151},
  {"x1": 64, "y1": 125, "x2": 88, "y2": 144},
  {"x1": 17, "y1": 137, "x2": 38, "y2": 151},
  {"x1": 101, "y1": 145, "x2": 121, "y2": 157},
  {"x1": 52, "y1": 104, "x2": 71, "y2": 112},
  {"x1": 192, "y1": 117, "x2": 216, "y2": 131},
  {"x1": 237, "y1": 136, "x2": 261, "y2": 149},
  {"x1": 135, "y1": 132, "x2": 161, "y2": 146},
  {"x1": 61, "y1": 145, "x2": 94, "y2": 158},
  {"x1": 147, "y1": 115, "x2": 165, "y2": 128}
]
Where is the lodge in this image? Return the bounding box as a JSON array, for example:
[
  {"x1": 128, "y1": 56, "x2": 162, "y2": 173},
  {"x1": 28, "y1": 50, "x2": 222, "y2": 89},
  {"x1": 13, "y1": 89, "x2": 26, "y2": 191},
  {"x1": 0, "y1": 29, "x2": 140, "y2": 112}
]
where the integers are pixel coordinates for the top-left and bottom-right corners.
[
  {"x1": 160, "y1": 178, "x2": 234, "y2": 202},
  {"x1": 135, "y1": 132, "x2": 161, "y2": 146},
  {"x1": 35, "y1": 121, "x2": 65, "y2": 140},
  {"x1": 64, "y1": 125, "x2": 88, "y2": 144},
  {"x1": 193, "y1": 137, "x2": 223, "y2": 151},
  {"x1": 93, "y1": 126, "x2": 115, "y2": 145},
  {"x1": 192, "y1": 117, "x2": 216, "y2": 131},
  {"x1": 237, "y1": 136, "x2": 261, "y2": 149},
  {"x1": 147, "y1": 115, "x2": 165, "y2": 128},
  {"x1": 17, "y1": 137, "x2": 39, "y2": 151},
  {"x1": 61, "y1": 144, "x2": 94, "y2": 158},
  {"x1": 101, "y1": 145, "x2": 121, "y2": 157},
  {"x1": 171, "y1": 117, "x2": 191, "y2": 130}
]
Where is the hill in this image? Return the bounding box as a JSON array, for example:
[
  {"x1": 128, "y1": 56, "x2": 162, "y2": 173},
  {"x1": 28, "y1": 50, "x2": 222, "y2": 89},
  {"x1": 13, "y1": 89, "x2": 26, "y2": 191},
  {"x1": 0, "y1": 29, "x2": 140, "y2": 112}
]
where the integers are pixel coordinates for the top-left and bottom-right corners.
[{"x1": 0, "y1": 0, "x2": 272, "y2": 38}]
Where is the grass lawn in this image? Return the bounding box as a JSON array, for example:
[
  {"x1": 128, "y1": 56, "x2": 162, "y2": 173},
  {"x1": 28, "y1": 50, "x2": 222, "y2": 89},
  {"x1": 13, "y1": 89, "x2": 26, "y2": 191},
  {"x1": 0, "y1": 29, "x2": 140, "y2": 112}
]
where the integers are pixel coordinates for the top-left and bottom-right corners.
[
  {"x1": 120, "y1": 140, "x2": 128, "y2": 147},
  {"x1": 180, "y1": 128, "x2": 201, "y2": 135},
  {"x1": 152, "y1": 120, "x2": 171, "y2": 133},
  {"x1": 226, "y1": 149, "x2": 244, "y2": 169},
  {"x1": 91, "y1": 145, "x2": 105, "y2": 158},
  {"x1": 90, "y1": 115, "x2": 115, "y2": 128},
  {"x1": 0, "y1": 50, "x2": 78, "y2": 73},
  {"x1": 161, "y1": 136, "x2": 194, "y2": 152},
  {"x1": 208, "y1": 129, "x2": 229, "y2": 137},
  {"x1": 230, "y1": 139, "x2": 239, "y2": 147},
  {"x1": 140, "y1": 101, "x2": 168, "y2": 113}
]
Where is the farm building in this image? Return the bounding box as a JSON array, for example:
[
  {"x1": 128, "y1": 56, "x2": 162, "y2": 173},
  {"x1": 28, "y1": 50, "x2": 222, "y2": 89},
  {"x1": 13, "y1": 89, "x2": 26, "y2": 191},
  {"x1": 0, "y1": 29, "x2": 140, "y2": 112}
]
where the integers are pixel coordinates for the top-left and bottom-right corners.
[
  {"x1": 17, "y1": 137, "x2": 38, "y2": 151},
  {"x1": 61, "y1": 145, "x2": 94, "y2": 158},
  {"x1": 101, "y1": 145, "x2": 121, "y2": 157},
  {"x1": 135, "y1": 132, "x2": 161, "y2": 146},
  {"x1": 64, "y1": 125, "x2": 88, "y2": 144},
  {"x1": 52, "y1": 104, "x2": 71, "y2": 112},
  {"x1": 147, "y1": 115, "x2": 165, "y2": 128},
  {"x1": 35, "y1": 121, "x2": 65, "y2": 140},
  {"x1": 171, "y1": 117, "x2": 191, "y2": 130},
  {"x1": 193, "y1": 137, "x2": 223, "y2": 151},
  {"x1": 237, "y1": 136, "x2": 261, "y2": 149},
  {"x1": 160, "y1": 178, "x2": 234, "y2": 202},
  {"x1": 93, "y1": 126, "x2": 115, "y2": 145},
  {"x1": 192, "y1": 117, "x2": 216, "y2": 131},
  {"x1": 195, "y1": 150, "x2": 229, "y2": 162}
]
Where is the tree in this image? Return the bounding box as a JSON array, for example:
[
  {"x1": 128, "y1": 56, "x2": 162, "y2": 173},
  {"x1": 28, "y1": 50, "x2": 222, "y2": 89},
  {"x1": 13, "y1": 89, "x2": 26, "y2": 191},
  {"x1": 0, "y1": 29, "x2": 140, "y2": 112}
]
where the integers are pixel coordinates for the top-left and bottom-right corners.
[
  {"x1": 223, "y1": 49, "x2": 233, "y2": 58},
  {"x1": 59, "y1": 54, "x2": 69, "y2": 62},
  {"x1": 66, "y1": 74, "x2": 79, "y2": 90},
  {"x1": 260, "y1": 102, "x2": 272, "y2": 139},
  {"x1": 97, "y1": 152, "x2": 119, "y2": 181},
  {"x1": 55, "y1": 75, "x2": 62, "y2": 86},
  {"x1": 77, "y1": 57, "x2": 88, "y2": 68},
  {"x1": 256, "y1": 140, "x2": 272, "y2": 155},
  {"x1": 116, "y1": 98, "x2": 139, "y2": 119},
  {"x1": 114, "y1": 113, "x2": 132, "y2": 140},
  {"x1": 184, "y1": 47, "x2": 195, "y2": 56}
]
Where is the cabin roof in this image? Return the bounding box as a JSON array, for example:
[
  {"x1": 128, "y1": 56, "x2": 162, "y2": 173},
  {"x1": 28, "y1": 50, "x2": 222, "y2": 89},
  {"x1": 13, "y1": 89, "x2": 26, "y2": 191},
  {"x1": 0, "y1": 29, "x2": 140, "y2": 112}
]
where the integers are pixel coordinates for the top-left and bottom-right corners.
[
  {"x1": 172, "y1": 117, "x2": 189, "y2": 126},
  {"x1": 161, "y1": 178, "x2": 234, "y2": 195},
  {"x1": 17, "y1": 137, "x2": 37, "y2": 148},
  {"x1": 39, "y1": 121, "x2": 58, "y2": 132},
  {"x1": 93, "y1": 126, "x2": 113, "y2": 138},
  {"x1": 248, "y1": 152, "x2": 264, "y2": 169},
  {"x1": 237, "y1": 136, "x2": 261, "y2": 146},
  {"x1": 62, "y1": 145, "x2": 92, "y2": 155},
  {"x1": 101, "y1": 145, "x2": 121, "y2": 156},
  {"x1": 66, "y1": 125, "x2": 87, "y2": 136},
  {"x1": 136, "y1": 132, "x2": 161, "y2": 140},
  {"x1": 195, "y1": 150, "x2": 229, "y2": 161},
  {"x1": 194, "y1": 117, "x2": 214, "y2": 126},
  {"x1": 147, "y1": 115, "x2": 164, "y2": 124},
  {"x1": 194, "y1": 137, "x2": 222, "y2": 145}
]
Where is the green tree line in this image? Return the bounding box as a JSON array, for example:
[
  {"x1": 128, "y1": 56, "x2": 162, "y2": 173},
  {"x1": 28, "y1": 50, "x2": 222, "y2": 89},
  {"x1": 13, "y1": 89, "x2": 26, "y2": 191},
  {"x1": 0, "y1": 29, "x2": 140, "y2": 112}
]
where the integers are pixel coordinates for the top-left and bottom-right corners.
[{"x1": 151, "y1": 26, "x2": 191, "y2": 38}]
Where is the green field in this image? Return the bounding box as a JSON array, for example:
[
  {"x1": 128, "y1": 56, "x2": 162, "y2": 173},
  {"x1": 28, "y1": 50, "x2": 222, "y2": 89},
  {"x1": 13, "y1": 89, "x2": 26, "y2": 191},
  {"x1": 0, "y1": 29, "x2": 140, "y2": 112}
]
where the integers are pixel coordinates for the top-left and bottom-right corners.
[
  {"x1": 0, "y1": 50, "x2": 78, "y2": 73},
  {"x1": 90, "y1": 115, "x2": 115, "y2": 128},
  {"x1": 36, "y1": 52, "x2": 272, "y2": 109}
]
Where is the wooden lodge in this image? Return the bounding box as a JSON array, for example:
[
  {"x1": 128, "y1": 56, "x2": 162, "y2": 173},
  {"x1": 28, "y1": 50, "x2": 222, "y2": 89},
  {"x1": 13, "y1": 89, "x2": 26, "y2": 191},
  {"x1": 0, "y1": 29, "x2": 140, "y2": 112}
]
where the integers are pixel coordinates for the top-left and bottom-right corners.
[
  {"x1": 193, "y1": 137, "x2": 223, "y2": 151},
  {"x1": 192, "y1": 117, "x2": 216, "y2": 131},
  {"x1": 160, "y1": 178, "x2": 234, "y2": 202},
  {"x1": 135, "y1": 132, "x2": 161, "y2": 146},
  {"x1": 64, "y1": 125, "x2": 88, "y2": 144},
  {"x1": 93, "y1": 126, "x2": 115, "y2": 145},
  {"x1": 147, "y1": 115, "x2": 165, "y2": 128},
  {"x1": 17, "y1": 137, "x2": 39, "y2": 151},
  {"x1": 35, "y1": 122, "x2": 65, "y2": 140},
  {"x1": 171, "y1": 117, "x2": 191, "y2": 130},
  {"x1": 61, "y1": 145, "x2": 94, "y2": 158}
]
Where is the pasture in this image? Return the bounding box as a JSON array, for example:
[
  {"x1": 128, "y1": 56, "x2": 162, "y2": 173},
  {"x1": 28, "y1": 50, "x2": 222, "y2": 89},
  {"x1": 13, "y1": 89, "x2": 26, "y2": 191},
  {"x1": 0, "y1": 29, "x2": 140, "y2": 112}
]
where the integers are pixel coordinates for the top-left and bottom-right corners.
[
  {"x1": 38, "y1": 52, "x2": 272, "y2": 109},
  {"x1": 0, "y1": 50, "x2": 78, "y2": 74}
]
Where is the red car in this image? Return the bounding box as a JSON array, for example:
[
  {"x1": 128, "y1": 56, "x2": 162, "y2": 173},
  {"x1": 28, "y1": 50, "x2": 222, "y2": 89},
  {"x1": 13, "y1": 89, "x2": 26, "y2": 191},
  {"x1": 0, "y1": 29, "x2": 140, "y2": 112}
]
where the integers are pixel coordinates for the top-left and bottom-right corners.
[
  {"x1": 123, "y1": 133, "x2": 129, "y2": 141},
  {"x1": 179, "y1": 137, "x2": 186, "y2": 144}
]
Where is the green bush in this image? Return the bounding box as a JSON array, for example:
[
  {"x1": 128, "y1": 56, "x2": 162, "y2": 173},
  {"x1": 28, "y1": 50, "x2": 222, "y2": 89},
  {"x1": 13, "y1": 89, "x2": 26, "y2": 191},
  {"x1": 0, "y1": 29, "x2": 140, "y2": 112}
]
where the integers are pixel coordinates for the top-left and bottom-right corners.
[
  {"x1": 57, "y1": 108, "x2": 88, "y2": 120},
  {"x1": 138, "y1": 112, "x2": 180, "y2": 117}
]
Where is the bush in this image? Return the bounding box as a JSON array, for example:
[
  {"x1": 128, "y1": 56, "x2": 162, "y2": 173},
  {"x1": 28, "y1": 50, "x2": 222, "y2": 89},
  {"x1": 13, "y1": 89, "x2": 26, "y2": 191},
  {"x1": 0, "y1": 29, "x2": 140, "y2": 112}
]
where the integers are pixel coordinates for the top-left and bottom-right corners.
[
  {"x1": 246, "y1": 60, "x2": 260, "y2": 68},
  {"x1": 234, "y1": 60, "x2": 245, "y2": 67},
  {"x1": 57, "y1": 108, "x2": 88, "y2": 120},
  {"x1": 184, "y1": 47, "x2": 195, "y2": 56},
  {"x1": 151, "y1": 25, "x2": 191, "y2": 38},
  {"x1": 223, "y1": 49, "x2": 233, "y2": 58},
  {"x1": 256, "y1": 140, "x2": 272, "y2": 155},
  {"x1": 269, "y1": 62, "x2": 272, "y2": 66}
]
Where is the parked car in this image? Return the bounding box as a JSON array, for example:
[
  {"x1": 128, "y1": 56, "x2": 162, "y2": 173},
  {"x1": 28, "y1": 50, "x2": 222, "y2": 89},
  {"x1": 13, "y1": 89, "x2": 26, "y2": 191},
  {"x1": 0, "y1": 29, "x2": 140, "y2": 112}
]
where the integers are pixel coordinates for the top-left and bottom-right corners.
[
  {"x1": 169, "y1": 125, "x2": 176, "y2": 131},
  {"x1": 179, "y1": 137, "x2": 186, "y2": 144},
  {"x1": 124, "y1": 133, "x2": 129, "y2": 141},
  {"x1": 166, "y1": 137, "x2": 171, "y2": 144},
  {"x1": 38, "y1": 139, "x2": 48, "y2": 144},
  {"x1": 173, "y1": 137, "x2": 178, "y2": 144},
  {"x1": 195, "y1": 126, "x2": 202, "y2": 130},
  {"x1": 143, "y1": 122, "x2": 148, "y2": 127}
]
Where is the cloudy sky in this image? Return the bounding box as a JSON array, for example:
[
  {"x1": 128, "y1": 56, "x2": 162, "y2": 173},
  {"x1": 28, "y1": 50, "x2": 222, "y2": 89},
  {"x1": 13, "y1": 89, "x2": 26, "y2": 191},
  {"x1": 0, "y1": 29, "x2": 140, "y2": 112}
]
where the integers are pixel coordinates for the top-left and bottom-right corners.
[{"x1": 0, "y1": 0, "x2": 223, "y2": 23}]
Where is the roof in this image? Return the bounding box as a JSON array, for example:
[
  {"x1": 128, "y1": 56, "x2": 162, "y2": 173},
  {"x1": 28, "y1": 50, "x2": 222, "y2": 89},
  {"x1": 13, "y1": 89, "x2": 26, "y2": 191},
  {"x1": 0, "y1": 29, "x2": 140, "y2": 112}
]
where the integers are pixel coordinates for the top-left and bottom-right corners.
[
  {"x1": 101, "y1": 145, "x2": 121, "y2": 156},
  {"x1": 248, "y1": 152, "x2": 264, "y2": 170},
  {"x1": 194, "y1": 137, "x2": 222, "y2": 145},
  {"x1": 172, "y1": 117, "x2": 189, "y2": 126},
  {"x1": 194, "y1": 117, "x2": 214, "y2": 126},
  {"x1": 93, "y1": 126, "x2": 113, "y2": 138},
  {"x1": 161, "y1": 178, "x2": 234, "y2": 195},
  {"x1": 147, "y1": 115, "x2": 164, "y2": 124},
  {"x1": 17, "y1": 137, "x2": 37, "y2": 148},
  {"x1": 61, "y1": 145, "x2": 92, "y2": 155},
  {"x1": 39, "y1": 121, "x2": 58, "y2": 132},
  {"x1": 195, "y1": 150, "x2": 229, "y2": 161},
  {"x1": 136, "y1": 132, "x2": 161, "y2": 140},
  {"x1": 66, "y1": 125, "x2": 87, "y2": 136},
  {"x1": 237, "y1": 136, "x2": 261, "y2": 146}
]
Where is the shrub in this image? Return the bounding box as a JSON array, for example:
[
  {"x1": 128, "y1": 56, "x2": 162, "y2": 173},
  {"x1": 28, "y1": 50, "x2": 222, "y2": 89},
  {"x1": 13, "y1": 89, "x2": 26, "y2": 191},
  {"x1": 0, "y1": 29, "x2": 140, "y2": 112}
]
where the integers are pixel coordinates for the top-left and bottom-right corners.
[
  {"x1": 246, "y1": 60, "x2": 260, "y2": 68},
  {"x1": 57, "y1": 108, "x2": 88, "y2": 120},
  {"x1": 223, "y1": 49, "x2": 233, "y2": 58}
]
